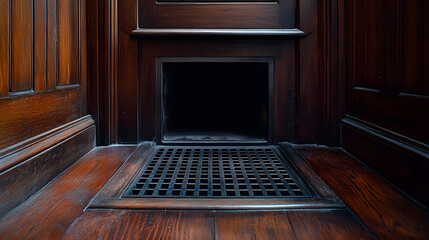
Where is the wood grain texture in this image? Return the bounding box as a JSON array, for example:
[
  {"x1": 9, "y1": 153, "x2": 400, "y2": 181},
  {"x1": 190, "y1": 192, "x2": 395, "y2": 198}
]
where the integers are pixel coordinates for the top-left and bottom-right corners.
[
  {"x1": 138, "y1": 0, "x2": 295, "y2": 29},
  {"x1": 287, "y1": 210, "x2": 375, "y2": 239},
  {"x1": 0, "y1": 0, "x2": 9, "y2": 97},
  {"x1": 47, "y1": 0, "x2": 57, "y2": 90},
  {"x1": 297, "y1": 0, "x2": 319, "y2": 142},
  {"x1": 58, "y1": 0, "x2": 71, "y2": 85},
  {"x1": 295, "y1": 145, "x2": 429, "y2": 240},
  {"x1": 70, "y1": 0, "x2": 79, "y2": 85},
  {"x1": 0, "y1": 88, "x2": 86, "y2": 149},
  {"x1": 117, "y1": 0, "x2": 139, "y2": 143},
  {"x1": 64, "y1": 210, "x2": 215, "y2": 240},
  {"x1": 11, "y1": 0, "x2": 33, "y2": 92},
  {"x1": 345, "y1": 0, "x2": 429, "y2": 144},
  {"x1": 0, "y1": 146, "x2": 136, "y2": 239},
  {"x1": 341, "y1": 118, "x2": 429, "y2": 207},
  {"x1": 215, "y1": 211, "x2": 295, "y2": 239},
  {"x1": 0, "y1": 124, "x2": 95, "y2": 219},
  {"x1": 34, "y1": 0, "x2": 47, "y2": 91}
]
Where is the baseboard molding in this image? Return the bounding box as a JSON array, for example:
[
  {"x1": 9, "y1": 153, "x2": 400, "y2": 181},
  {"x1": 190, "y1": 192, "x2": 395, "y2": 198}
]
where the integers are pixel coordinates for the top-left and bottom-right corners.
[
  {"x1": 0, "y1": 116, "x2": 96, "y2": 219},
  {"x1": 341, "y1": 115, "x2": 429, "y2": 207}
]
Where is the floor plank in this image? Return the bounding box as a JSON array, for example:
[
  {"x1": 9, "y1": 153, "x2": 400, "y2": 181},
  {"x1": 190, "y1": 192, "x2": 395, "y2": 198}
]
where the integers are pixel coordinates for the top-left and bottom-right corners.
[
  {"x1": 0, "y1": 146, "x2": 136, "y2": 240},
  {"x1": 63, "y1": 210, "x2": 215, "y2": 240},
  {"x1": 294, "y1": 145, "x2": 429, "y2": 240},
  {"x1": 287, "y1": 210, "x2": 375, "y2": 240},
  {"x1": 214, "y1": 211, "x2": 296, "y2": 240}
]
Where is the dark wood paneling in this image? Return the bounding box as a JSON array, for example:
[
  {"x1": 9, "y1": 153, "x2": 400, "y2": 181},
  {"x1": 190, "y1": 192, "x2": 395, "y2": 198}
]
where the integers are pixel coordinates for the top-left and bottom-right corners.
[
  {"x1": 58, "y1": 0, "x2": 72, "y2": 85},
  {"x1": 0, "y1": 0, "x2": 87, "y2": 150},
  {"x1": 135, "y1": 40, "x2": 293, "y2": 143},
  {"x1": 0, "y1": 88, "x2": 86, "y2": 149},
  {"x1": 138, "y1": 0, "x2": 295, "y2": 29},
  {"x1": 34, "y1": 0, "x2": 47, "y2": 92},
  {"x1": 0, "y1": 123, "x2": 95, "y2": 219},
  {"x1": 46, "y1": 0, "x2": 57, "y2": 90},
  {"x1": 0, "y1": 0, "x2": 9, "y2": 97},
  {"x1": 343, "y1": 0, "x2": 429, "y2": 206},
  {"x1": 11, "y1": 0, "x2": 33, "y2": 92},
  {"x1": 87, "y1": 0, "x2": 119, "y2": 145},
  {"x1": 117, "y1": 0, "x2": 139, "y2": 144},
  {"x1": 70, "y1": 0, "x2": 79, "y2": 85},
  {"x1": 295, "y1": 145, "x2": 429, "y2": 240},
  {"x1": 342, "y1": 117, "x2": 429, "y2": 206},
  {"x1": 345, "y1": 0, "x2": 429, "y2": 144},
  {"x1": 297, "y1": 0, "x2": 318, "y2": 143},
  {"x1": 0, "y1": 146, "x2": 136, "y2": 239}
]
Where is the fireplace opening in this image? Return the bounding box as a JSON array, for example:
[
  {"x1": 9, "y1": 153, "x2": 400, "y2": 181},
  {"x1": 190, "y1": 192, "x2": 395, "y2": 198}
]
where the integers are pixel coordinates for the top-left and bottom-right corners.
[{"x1": 158, "y1": 58, "x2": 273, "y2": 143}]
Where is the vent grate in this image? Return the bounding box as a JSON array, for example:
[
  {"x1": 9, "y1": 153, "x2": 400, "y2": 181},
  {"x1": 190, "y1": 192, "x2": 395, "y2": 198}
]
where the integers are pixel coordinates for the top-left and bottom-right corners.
[{"x1": 124, "y1": 146, "x2": 310, "y2": 198}]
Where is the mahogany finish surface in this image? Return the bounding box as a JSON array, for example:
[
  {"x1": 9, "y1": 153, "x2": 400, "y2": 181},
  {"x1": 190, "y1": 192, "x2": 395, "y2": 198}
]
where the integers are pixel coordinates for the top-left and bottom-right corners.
[
  {"x1": 0, "y1": 124, "x2": 95, "y2": 219},
  {"x1": 0, "y1": 146, "x2": 136, "y2": 239},
  {"x1": 64, "y1": 209, "x2": 372, "y2": 240},
  {"x1": 342, "y1": 0, "x2": 429, "y2": 205},
  {"x1": 106, "y1": 0, "x2": 339, "y2": 146},
  {"x1": 0, "y1": 0, "x2": 87, "y2": 149},
  {"x1": 1, "y1": 145, "x2": 427, "y2": 239},
  {"x1": 294, "y1": 145, "x2": 429, "y2": 240}
]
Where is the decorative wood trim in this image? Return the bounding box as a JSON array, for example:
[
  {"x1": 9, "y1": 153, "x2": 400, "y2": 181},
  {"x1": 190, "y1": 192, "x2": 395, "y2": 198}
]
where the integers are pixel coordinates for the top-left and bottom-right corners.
[
  {"x1": 0, "y1": 115, "x2": 95, "y2": 172},
  {"x1": 91, "y1": 198, "x2": 344, "y2": 210},
  {"x1": 0, "y1": 120, "x2": 95, "y2": 218},
  {"x1": 342, "y1": 115, "x2": 429, "y2": 161},
  {"x1": 90, "y1": 142, "x2": 344, "y2": 210},
  {"x1": 341, "y1": 115, "x2": 429, "y2": 206},
  {"x1": 131, "y1": 28, "x2": 306, "y2": 37}
]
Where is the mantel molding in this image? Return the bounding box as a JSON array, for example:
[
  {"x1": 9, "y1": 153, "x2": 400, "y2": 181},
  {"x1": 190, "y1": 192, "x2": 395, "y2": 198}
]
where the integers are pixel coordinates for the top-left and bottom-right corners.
[{"x1": 131, "y1": 28, "x2": 306, "y2": 37}]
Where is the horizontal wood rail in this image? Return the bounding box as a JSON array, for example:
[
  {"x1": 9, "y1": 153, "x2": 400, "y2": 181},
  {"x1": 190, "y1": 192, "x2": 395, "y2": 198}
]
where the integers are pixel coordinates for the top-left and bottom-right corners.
[{"x1": 131, "y1": 28, "x2": 306, "y2": 37}]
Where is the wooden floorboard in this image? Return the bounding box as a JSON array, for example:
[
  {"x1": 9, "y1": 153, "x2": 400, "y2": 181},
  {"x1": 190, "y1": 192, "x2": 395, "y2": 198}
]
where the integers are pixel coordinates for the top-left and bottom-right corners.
[
  {"x1": 1, "y1": 144, "x2": 428, "y2": 239},
  {"x1": 0, "y1": 146, "x2": 136, "y2": 240},
  {"x1": 287, "y1": 210, "x2": 375, "y2": 240},
  {"x1": 63, "y1": 209, "x2": 215, "y2": 240},
  {"x1": 293, "y1": 145, "x2": 429, "y2": 240},
  {"x1": 214, "y1": 211, "x2": 295, "y2": 240}
]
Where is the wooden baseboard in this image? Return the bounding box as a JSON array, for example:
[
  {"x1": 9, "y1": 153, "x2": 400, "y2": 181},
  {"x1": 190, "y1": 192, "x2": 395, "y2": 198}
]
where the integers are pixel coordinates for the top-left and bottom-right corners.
[
  {"x1": 341, "y1": 115, "x2": 429, "y2": 207},
  {"x1": 0, "y1": 116, "x2": 95, "y2": 219}
]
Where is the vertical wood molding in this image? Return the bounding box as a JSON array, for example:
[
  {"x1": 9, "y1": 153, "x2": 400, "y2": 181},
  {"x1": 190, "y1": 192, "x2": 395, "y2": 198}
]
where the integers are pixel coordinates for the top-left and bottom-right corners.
[
  {"x1": 11, "y1": 0, "x2": 33, "y2": 92},
  {"x1": 297, "y1": 0, "x2": 319, "y2": 142},
  {"x1": 58, "y1": 0, "x2": 71, "y2": 86},
  {"x1": 46, "y1": 0, "x2": 57, "y2": 90},
  {"x1": 0, "y1": 0, "x2": 9, "y2": 97},
  {"x1": 109, "y1": 0, "x2": 119, "y2": 144},
  {"x1": 34, "y1": 0, "x2": 47, "y2": 92},
  {"x1": 87, "y1": 0, "x2": 119, "y2": 145}
]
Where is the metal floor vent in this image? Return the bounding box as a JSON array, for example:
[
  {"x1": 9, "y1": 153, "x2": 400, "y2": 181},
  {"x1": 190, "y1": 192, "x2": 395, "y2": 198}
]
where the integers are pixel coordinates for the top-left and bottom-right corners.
[{"x1": 124, "y1": 146, "x2": 310, "y2": 198}]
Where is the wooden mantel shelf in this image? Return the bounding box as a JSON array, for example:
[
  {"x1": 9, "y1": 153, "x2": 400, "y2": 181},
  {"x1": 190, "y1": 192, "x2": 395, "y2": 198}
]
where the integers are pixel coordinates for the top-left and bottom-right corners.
[{"x1": 131, "y1": 28, "x2": 306, "y2": 37}]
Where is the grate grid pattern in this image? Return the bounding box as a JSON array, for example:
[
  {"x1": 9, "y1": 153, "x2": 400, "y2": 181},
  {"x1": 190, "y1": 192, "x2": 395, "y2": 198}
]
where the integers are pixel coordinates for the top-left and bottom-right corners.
[{"x1": 124, "y1": 146, "x2": 310, "y2": 198}]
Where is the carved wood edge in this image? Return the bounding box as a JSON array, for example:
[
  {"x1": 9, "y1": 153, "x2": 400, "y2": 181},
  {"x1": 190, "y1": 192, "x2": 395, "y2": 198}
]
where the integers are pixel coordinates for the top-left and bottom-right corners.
[
  {"x1": 278, "y1": 143, "x2": 344, "y2": 205},
  {"x1": 131, "y1": 28, "x2": 306, "y2": 37},
  {"x1": 0, "y1": 115, "x2": 95, "y2": 172},
  {"x1": 342, "y1": 115, "x2": 429, "y2": 162}
]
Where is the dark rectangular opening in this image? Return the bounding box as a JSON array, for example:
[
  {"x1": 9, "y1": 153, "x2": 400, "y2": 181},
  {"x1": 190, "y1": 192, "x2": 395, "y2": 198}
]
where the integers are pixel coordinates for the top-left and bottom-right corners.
[{"x1": 158, "y1": 58, "x2": 273, "y2": 144}]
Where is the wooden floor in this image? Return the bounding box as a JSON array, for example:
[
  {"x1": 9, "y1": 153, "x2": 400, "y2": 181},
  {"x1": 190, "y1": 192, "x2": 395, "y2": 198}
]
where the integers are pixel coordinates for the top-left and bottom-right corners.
[{"x1": 0, "y1": 144, "x2": 428, "y2": 239}]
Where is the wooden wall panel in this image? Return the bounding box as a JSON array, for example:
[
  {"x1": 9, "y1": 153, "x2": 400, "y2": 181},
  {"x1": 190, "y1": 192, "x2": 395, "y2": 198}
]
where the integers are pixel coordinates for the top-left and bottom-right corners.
[
  {"x1": 342, "y1": 0, "x2": 429, "y2": 205},
  {"x1": 345, "y1": 0, "x2": 429, "y2": 144},
  {"x1": 47, "y1": 0, "x2": 57, "y2": 90},
  {"x1": 70, "y1": 0, "x2": 79, "y2": 85},
  {"x1": 34, "y1": 0, "x2": 47, "y2": 91},
  {"x1": 0, "y1": 0, "x2": 9, "y2": 97},
  {"x1": 11, "y1": 0, "x2": 33, "y2": 92},
  {"x1": 58, "y1": 0, "x2": 72, "y2": 86},
  {"x1": 0, "y1": 0, "x2": 87, "y2": 150}
]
